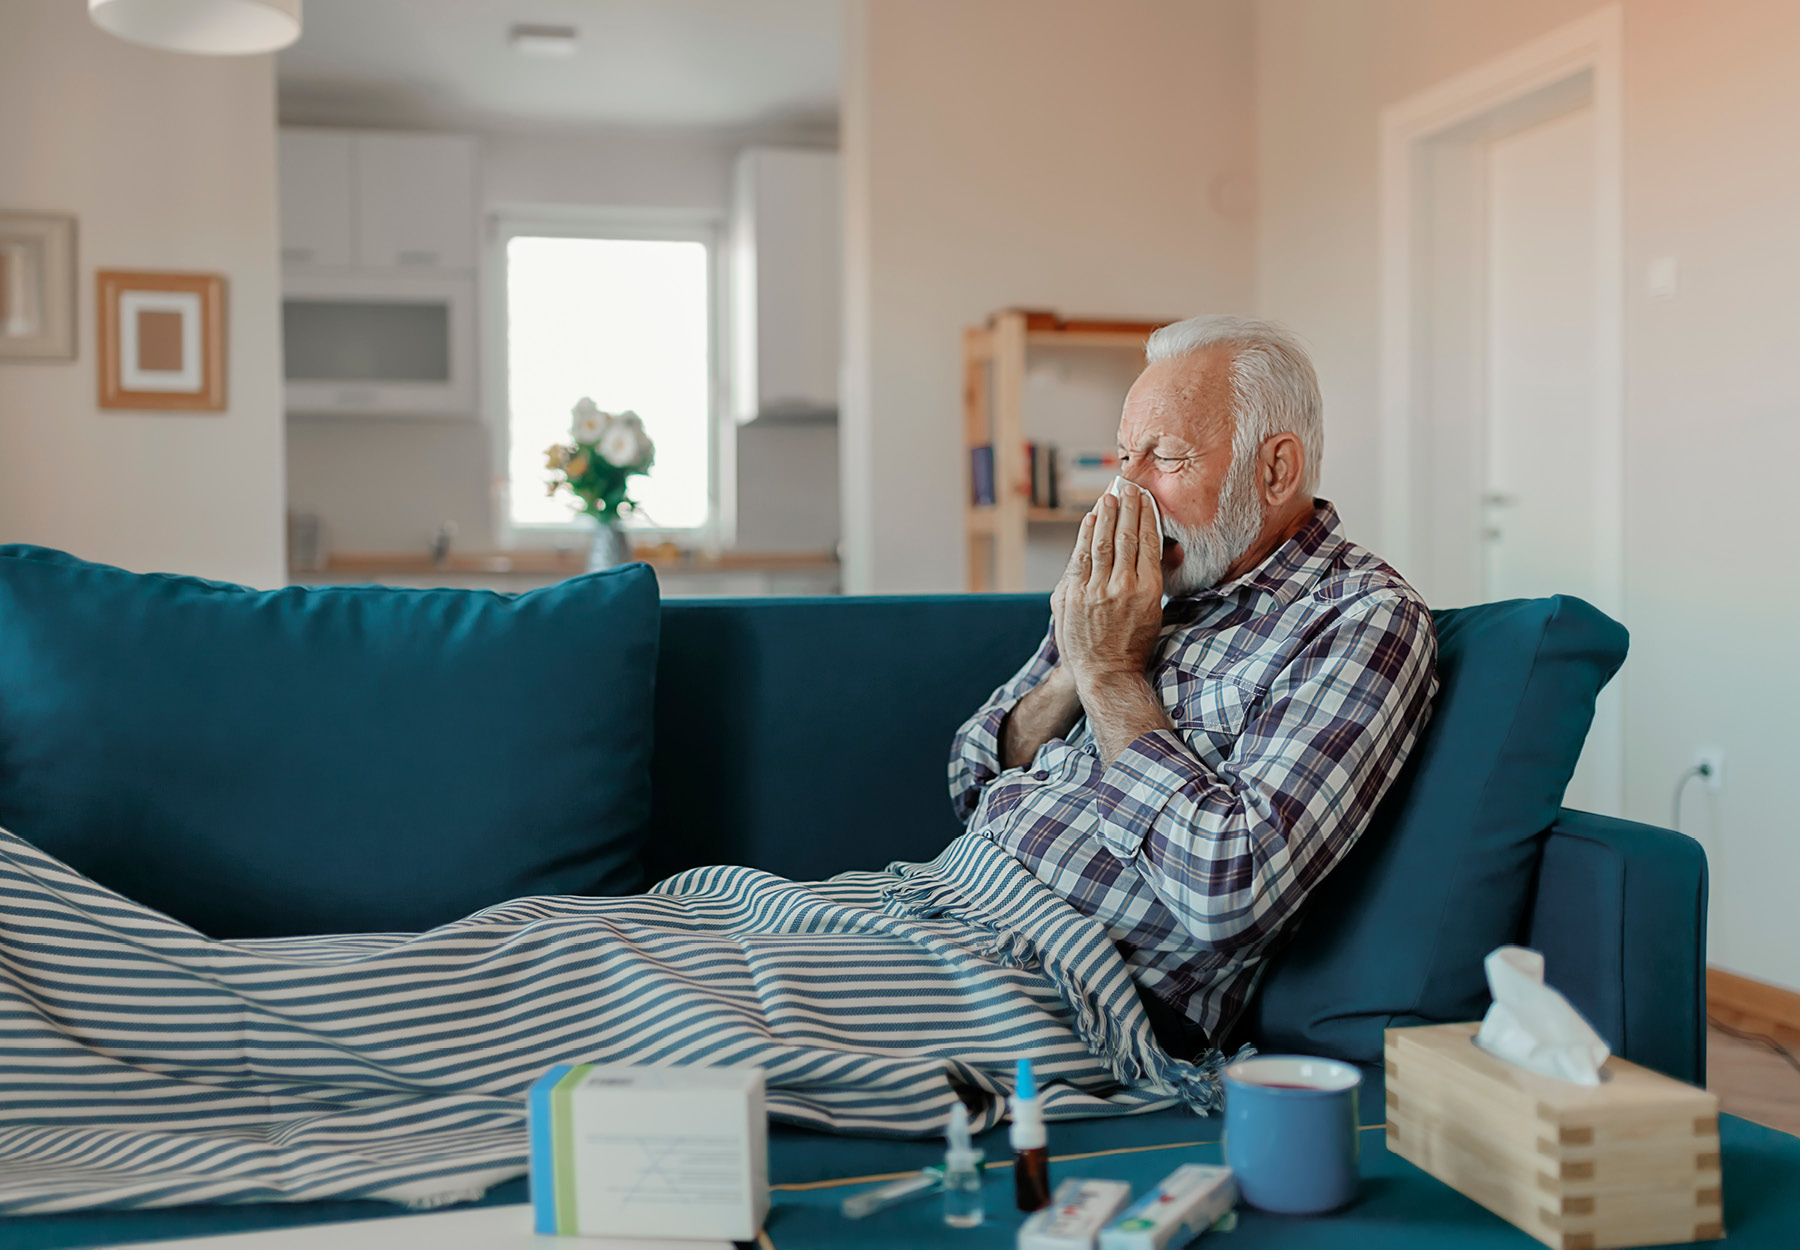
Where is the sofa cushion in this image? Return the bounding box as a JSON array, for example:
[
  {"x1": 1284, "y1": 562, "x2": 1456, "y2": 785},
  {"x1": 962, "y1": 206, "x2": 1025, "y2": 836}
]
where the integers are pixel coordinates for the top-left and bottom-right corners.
[
  {"x1": 1244, "y1": 595, "x2": 1627, "y2": 1062},
  {"x1": 0, "y1": 545, "x2": 658, "y2": 938}
]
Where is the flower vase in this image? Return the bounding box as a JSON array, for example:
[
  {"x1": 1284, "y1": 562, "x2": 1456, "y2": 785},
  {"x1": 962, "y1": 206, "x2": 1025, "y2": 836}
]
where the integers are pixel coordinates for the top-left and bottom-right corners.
[{"x1": 586, "y1": 520, "x2": 630, "y2": 573}]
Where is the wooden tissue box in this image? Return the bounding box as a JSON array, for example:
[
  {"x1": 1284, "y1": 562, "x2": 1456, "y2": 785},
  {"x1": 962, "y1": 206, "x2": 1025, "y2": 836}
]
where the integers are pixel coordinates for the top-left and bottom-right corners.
[{"x1": 1384, "y1": 1023, "x2": 1722, "y2": 1250}]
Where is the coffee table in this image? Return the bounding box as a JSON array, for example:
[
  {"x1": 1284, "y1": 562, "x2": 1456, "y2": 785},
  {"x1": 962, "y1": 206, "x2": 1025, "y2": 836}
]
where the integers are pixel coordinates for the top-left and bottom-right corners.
[
  {"x1": 763, "y1": 1113, "x2": 1798, "y2": 1249},
  {"x1": 9, "y1": 1101, "x2": 1799, "y2": 1249}
]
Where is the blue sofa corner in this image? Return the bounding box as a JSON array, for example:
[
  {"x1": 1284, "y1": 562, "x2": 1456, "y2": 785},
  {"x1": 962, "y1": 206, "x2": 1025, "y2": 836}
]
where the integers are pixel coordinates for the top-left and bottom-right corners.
[{"x1": 1526, "y1": 807, "x2": 1709, "y2": 1086}]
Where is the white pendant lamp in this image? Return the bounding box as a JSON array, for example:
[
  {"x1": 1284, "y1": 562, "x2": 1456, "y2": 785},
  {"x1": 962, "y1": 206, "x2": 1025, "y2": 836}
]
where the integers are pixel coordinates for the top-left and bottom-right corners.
[{"x1": 89, "y1": 0, "x2": 301, "y2": 56}]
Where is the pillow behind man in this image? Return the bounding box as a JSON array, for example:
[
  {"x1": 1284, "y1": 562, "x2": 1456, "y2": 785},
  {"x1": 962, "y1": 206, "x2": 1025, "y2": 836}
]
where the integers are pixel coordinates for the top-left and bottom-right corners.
[
  {"x1": 0, "y1": 546, "x2": 658, "y2": 938},
  {"x1": 1245, "y1": 595, "x2": 1628, "y2": 1061}
]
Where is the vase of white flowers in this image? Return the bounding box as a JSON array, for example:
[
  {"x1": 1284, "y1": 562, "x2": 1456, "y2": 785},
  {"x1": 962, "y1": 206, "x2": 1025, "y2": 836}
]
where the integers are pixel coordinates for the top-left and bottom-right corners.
[{"x1": 544, "y1": 398, "x2": 657, "y2": 573}]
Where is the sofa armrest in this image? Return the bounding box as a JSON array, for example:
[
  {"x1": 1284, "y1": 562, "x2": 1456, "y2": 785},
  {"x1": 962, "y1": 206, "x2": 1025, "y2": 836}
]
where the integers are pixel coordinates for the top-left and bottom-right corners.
[{"x1": 1524, "y1": 807, "x2": 1709, "y2": 1084}]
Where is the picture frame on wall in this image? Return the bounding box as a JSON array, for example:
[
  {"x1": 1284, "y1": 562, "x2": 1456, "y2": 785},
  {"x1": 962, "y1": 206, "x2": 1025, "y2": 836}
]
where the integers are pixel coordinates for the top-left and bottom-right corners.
[
  {"x1": 97, "y1": 269, "x2": 227, "y2": 411},
  {"x1": 0, "y1": 211, "x2": 77, "y2": 361}
]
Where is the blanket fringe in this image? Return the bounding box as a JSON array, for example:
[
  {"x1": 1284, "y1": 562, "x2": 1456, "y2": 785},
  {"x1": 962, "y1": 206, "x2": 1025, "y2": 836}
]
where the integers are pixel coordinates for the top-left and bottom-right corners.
[
  {"x1": 881, "y1": 836, "x2": 1244, "y2": 1118},
  {"x1": 379, "y1": 1167, "x2": 522, "y2": 1211}
]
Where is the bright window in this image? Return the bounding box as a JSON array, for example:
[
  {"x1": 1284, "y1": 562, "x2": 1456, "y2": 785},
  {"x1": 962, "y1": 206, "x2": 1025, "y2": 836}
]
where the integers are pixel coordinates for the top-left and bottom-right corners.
[{"x1": 505, "y1": 233, "x2": 712, "y2": 532}]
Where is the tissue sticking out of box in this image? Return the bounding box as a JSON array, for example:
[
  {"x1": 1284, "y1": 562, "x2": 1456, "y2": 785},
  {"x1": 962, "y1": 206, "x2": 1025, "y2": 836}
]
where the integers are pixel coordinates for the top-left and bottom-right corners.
[{"x1": 1474, "y1": 946, "x2": 1610, "y2": 1085}]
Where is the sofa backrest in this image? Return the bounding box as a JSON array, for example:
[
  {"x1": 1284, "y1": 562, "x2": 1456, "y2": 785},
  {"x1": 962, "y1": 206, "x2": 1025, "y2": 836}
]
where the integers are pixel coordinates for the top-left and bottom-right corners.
[{"x1": 645, "y1": 595, "x2": 1049, "y2": 884}]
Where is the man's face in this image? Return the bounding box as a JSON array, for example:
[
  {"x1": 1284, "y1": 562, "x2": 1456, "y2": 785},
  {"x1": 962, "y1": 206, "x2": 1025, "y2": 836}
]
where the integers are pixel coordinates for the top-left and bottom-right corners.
[{"x1": 1116, "y1": 348, "x2": 1263, "y2": 595}]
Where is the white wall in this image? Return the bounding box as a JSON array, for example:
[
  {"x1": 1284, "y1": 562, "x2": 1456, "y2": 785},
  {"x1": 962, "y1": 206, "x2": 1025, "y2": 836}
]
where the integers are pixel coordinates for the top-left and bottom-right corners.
[
  {"x1": 484, "y1": 128, "x2": 740, "y2": 213},
  {"x1": 840, "y1": 0, "x2": 1258, "y2": 593},
  {"x1": 285, "y1": 124, "x2": 840, "y2": 556},
  {"x1": 1623, "y1": 0, "x2": 1800, "y2": 994},
  {"x1": 1254, "y1": 0, "x2": 1800, "y2": 992},
  {"x1": 0, "y1": 0, "x2": 285, "y2": 587}
]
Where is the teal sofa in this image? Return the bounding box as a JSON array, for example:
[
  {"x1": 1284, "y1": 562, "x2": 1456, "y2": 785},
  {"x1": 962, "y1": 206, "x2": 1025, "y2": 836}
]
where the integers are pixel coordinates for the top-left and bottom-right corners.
[{"x1": 0, "y1": 585, "x2": 1708, "y2": 1249}]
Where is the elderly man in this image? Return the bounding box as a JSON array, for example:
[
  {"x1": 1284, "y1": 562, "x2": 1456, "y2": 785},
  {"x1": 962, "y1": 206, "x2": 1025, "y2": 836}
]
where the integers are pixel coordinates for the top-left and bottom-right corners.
[{"x1": 951, "y1": 314, "x2": 1439, "y2": 1058}]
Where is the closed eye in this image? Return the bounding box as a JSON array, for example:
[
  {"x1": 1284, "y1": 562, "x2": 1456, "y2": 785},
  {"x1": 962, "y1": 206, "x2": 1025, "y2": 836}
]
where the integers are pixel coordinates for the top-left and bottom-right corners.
[{"x1": 1119, "y1": 451, "x2": 1191, "y2": 466}]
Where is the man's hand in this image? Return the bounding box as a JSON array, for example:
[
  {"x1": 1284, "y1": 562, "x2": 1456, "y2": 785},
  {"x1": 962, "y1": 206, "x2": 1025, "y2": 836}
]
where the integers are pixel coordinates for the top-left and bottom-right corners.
[
  {"x1": 1056, "y1": 483, "x2": 1173, "y2": 765},
  {"x1": 1057, "y1": 483, "x2": 1164, "y2": 692}
]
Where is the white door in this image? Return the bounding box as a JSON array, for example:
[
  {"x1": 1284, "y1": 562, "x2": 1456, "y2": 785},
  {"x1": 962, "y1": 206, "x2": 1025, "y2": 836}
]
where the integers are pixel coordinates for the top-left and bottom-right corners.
[
  {"x1": 1484, "y1": 105, "x2": 1599, "y2": 603},
  {"x1": 1482, "y1": 103, "x2": 1611, "y2": 812}
]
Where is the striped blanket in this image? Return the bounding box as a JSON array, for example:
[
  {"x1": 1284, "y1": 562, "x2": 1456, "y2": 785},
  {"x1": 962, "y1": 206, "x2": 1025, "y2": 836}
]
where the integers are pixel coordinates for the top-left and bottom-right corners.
[{"x1": 0, "y1": 826, "x2": 1224, "y2": 1214}]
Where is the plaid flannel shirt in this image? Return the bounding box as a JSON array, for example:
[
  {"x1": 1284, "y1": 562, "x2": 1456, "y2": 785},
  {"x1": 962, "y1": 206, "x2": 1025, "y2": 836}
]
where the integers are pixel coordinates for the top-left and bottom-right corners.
[{"x1": 948, "y1": 501, "x2": 1437, "y2": 1043}]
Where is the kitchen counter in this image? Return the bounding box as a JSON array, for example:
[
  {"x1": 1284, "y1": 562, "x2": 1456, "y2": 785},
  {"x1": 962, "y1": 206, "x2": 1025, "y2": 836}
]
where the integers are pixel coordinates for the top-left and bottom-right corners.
[{"x1": 288, "y1": 548, "x2": 841, "y2": 597}]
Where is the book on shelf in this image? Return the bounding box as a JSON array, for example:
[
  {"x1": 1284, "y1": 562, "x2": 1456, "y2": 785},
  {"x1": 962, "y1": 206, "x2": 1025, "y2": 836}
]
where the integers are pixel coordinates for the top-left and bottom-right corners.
[
  {"x1": 970, "y1": 445, "x2": 995, "y2": 506},
  {"x1": 1059, "y1": 449, "x2": 1120, "y2": 509},
  {"x1": 1031, "y1": 443, "x2": 1059, "y2": 510},
  {"x1": 971, "y1": 442, "x2": 1086, "y2": 511},
  {"x1": 970, "y1": 441, "x2": 1061, "y2": 509}
]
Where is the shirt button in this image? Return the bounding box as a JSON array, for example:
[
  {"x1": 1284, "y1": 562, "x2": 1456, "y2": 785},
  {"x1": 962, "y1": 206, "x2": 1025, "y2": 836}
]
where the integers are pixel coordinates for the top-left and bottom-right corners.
[{"x1": 1033, "y1": 770, "x2": 1050, "y2": 782}]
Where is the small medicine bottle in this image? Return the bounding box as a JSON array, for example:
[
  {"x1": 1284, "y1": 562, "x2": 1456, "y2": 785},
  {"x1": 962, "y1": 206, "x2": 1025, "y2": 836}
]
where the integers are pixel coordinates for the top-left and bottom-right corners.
[
  {"x1": 941, "y1": 1101, "x2": 984, "y2": 1228},
  {"x1": 1011, "y1": 1058, "x2": 1051, "y2": 1212}
]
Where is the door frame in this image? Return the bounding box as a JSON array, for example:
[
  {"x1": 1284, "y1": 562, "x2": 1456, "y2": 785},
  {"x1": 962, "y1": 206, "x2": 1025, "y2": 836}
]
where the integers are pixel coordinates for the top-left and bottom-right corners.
[{"x1": 1378, "y1": 4, "x2": 1624, "y2": 812}]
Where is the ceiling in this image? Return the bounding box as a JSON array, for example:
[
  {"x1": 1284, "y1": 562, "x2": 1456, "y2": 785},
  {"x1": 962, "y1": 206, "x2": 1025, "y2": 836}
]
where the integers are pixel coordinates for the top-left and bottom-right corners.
[{"x1": 277, "y1": 0, "x2": 842, "y2": 132}]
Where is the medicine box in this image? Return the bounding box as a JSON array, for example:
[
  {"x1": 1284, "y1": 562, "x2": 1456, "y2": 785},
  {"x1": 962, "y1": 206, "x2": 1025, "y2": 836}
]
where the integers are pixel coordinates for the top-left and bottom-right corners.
[
  {"x1": 1385, "y1": 1023, "x2": 1722, "y2": 1250},
  {"x1": 1098, "y1": 1164, "x2": 1236, "y2": 1250},
  {"x1": 528, "y1": 1064, "x2": 769, "y2": 1241},
  {"x1": 1018, "y1": 1178, "x2": 1133, "y2": 1250}
]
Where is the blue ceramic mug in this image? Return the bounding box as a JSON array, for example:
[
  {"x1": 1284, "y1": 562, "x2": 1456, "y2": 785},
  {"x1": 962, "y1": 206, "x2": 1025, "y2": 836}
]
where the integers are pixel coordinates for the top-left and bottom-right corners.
[{"x1": 1222, "y1": 1055, "x2": 1362, "y2": 1214}]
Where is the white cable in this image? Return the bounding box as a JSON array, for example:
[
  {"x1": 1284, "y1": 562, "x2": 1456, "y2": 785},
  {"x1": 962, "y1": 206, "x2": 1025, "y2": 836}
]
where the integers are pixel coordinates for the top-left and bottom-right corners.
[{"x1": 1670, "y1": 763, "x2": 1712, "y2": 832}]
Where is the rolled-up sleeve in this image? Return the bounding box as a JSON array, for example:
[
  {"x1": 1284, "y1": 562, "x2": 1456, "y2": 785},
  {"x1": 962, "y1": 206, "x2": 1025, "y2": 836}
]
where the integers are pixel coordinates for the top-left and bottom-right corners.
[
  {"x1": 948, "y1": 627, "x2": 1059, "y2": 823},
  {"x1": 1095, "y1": 592, "x2": 1437, "y2": 953}
]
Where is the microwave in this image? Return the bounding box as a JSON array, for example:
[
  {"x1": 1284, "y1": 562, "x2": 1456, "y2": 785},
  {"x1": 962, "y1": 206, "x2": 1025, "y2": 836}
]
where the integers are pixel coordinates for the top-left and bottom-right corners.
[{"x1": 282, "y1": 272, "x2": 476, "y2": 418}]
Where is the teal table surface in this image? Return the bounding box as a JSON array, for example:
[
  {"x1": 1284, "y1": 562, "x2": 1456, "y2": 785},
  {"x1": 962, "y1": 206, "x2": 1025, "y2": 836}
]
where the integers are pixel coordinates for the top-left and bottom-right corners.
[
  {"x1": 2, "y1": 1112, "x2": 1793, "y2": 1248},
  {"x1": 764, "y1": 1113, "x2": 1797, "y2": 1250}
]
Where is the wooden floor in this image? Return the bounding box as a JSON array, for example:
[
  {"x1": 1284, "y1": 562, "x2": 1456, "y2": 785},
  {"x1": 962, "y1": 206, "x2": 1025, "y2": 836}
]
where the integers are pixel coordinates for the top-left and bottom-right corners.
[{"x1": 1707, "y1": 1023, "x2": 1800, "y2": 1136}]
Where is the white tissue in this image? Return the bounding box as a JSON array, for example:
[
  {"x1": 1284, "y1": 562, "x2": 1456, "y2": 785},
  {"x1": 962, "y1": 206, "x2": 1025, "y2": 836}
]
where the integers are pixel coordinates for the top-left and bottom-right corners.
[
  {"x1": 1106, "y1": 476, "x2": 1163, "y2": 535},
  {"x1": 1474, "y1": 946, "x2": 1611, "y2": 1085}
]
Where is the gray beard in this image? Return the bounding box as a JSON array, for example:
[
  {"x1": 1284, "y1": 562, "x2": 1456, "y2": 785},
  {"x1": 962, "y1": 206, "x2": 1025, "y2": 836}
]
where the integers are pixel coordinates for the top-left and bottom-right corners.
[{"x1": 1162, "y1": 463, "x2": 1265, "y2": 597}]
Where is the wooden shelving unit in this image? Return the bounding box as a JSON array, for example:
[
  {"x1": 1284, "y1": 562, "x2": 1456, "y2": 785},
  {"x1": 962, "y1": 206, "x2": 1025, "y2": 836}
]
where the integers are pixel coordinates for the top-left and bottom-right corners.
[{"x1": 963, "y1": 309, "x2": 1166, "y2": 591}]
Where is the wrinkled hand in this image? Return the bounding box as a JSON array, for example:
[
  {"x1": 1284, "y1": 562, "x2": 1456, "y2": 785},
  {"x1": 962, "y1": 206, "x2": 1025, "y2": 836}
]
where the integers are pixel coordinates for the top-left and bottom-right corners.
[{"x1": 1054, "y1": 483, "x2": 1164, "y2": 694}]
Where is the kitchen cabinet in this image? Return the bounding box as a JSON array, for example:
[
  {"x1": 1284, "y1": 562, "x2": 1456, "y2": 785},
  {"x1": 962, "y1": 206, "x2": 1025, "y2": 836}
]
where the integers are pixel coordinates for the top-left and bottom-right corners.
[
  {"x1": 730, "y1": 148, "x2": 840, "y2": 421},
  {"x1": 277, "y1": 128, "x2": 479, "y2": 418},
  {"x1": 277, "y1": 131, "x2": 354, "y2": 269},
  {"x1": 278, "y1": 128, "x2": 477, "y2": 273},
  {"x1": 282, "y1": 271, "x2": 476, "y2": 418},
  {"x1": 354, "y1": 133, "x2": 477, "y2": 271}
]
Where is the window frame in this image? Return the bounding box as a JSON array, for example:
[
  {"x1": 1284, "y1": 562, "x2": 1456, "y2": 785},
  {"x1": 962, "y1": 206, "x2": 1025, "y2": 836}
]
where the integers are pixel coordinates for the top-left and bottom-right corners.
[{"x1": 485, "y1": 205, "x2": 735, "y2": 551}]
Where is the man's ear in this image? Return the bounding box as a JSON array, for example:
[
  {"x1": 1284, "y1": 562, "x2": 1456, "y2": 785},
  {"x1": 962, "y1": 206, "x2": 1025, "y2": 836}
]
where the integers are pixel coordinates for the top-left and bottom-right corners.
[{"x1": 1260, "y1": 432, "x2": 1306, "y2": 506}]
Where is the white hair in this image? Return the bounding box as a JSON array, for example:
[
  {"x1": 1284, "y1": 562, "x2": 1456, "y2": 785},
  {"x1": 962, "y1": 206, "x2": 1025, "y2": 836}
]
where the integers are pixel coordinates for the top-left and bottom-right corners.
[{"x1": 1144, "y1": 314, "x2": 1323, "y2": 495}]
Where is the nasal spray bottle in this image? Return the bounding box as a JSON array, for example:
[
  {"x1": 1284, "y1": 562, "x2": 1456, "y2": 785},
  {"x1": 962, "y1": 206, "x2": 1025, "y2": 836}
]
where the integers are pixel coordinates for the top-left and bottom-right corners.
[
  {"x1": 942, "y1": 1101, "x2": 984, "y2": 1228},
  {"x1": 1011, "y1": 1057, "x2": 1052, "y2": 1212}
]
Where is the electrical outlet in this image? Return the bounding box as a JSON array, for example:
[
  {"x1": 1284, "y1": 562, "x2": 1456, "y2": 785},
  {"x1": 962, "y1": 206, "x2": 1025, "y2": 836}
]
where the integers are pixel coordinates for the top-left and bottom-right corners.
[{"x1": 1695, "y1": 748, "x2": 1725, "y2": 792}]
